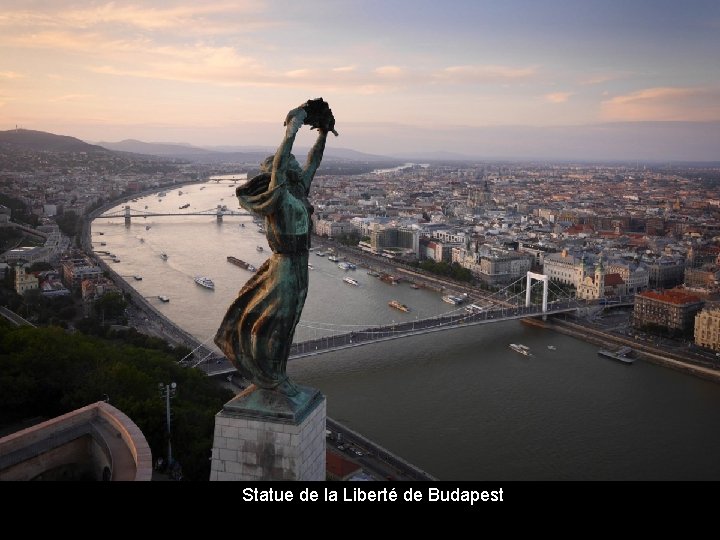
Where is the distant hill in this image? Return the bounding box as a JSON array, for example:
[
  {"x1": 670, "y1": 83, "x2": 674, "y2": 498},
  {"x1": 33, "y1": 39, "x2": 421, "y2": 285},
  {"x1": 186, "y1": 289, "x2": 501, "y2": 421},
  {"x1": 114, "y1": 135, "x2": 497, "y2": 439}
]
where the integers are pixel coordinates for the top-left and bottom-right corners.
[
  {"x1": 96, "y1": 139, "x2": 213, "y2": 156},
  {"x1": 97, "y1": 139, "x2": 395, "y2": 164},
  {"x1": 0, "y1": 129, "x2": 109, "y2": 153}
]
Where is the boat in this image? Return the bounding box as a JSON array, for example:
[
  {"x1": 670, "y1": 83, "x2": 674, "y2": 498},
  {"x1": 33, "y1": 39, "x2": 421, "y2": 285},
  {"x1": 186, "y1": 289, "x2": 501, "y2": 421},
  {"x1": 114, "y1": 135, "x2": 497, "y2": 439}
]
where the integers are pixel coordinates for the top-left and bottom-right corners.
[
  {"x1": 179, "y1": 203, "x2": 190, "y2": 209},
  {"x1": 598, "y1": 346, "x2": 635, "y2": 364},
  {"x1": 227, "y1": 256, "x2": 256, "y2": 272},
  {"x1": 316, "y1": 251, "x2": 325, "y2": 257},
  {"x1": 343, "y1": 277, "x2": 359, "y2": 286},
  {"x1": 146, "y1": 225, "x2": 151, "y2": 230},
  {"x1": 100, "y1": 242, "x2": 106, "y2": 246},
  {"x1": 178, "y1": 190, "x2": 183, "y2": 195},
  {"x1": 133, "y1": 275, "x2": 142, "y2": 281},
  {"x1": 389, "y1": 300, "x2": 409, "y2": 312},
  {"x1": 328, "y1": 255, "x2": 339, "y2": 262},
  {"x1": 240, "y1": 223, "x2": 245, "y2": 228},
  {"x1": 442, "y1": 295, "x2": 466, "y2": 305},
  {"x1": 194, "y1": 276, "x2": 215, "y2": 290},
  {"x1": 308, "y1": 263, "x2": 314, "y2": 270},
  {"x1": 256, "y1": 245, "x2": 264, "y2": 252},
  {"x1": 98, "y1": 232, "x2": 104, "y2": 235},
  {"x1": 158, "y1": 295, "x2": 170, "y2": 302},
  {"x1": 139, "y1": 238, "x2": 144, "y2": 243},
  {"x1": 547, "y1": 345, "x2": 557, "y2": 350},
  {"x1": 509, "y1": 344, "x2": 531, "y2": 356},
  {"x1": 410, "y1": 283, "x2": 420, "y2": 289},
  {"x1": 160, "y1": 252, "x2": 168, "y2": 260},
  {"x1": 338, "y1": 262, "x2": 351, "y2": 270},
  {"x1": 367, "y1": 270, "x2": 380, "y2": 277},
  {"x1": 346, "y1": 263, "x2": 356, "y2": 270},
  {"x1": 112, "y1": 257, "x2": 120, "y2": 263},
  {"x1": 379, "y1": 273, "x2": 398, "y2": 285}
]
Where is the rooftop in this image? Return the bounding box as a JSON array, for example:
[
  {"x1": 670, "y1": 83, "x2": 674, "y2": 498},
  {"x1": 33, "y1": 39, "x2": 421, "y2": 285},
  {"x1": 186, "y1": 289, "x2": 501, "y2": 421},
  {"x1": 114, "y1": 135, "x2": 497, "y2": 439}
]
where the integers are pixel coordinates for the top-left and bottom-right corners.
[{"x1": 637, "y1": 289, "x2": 703, "y2": 306}]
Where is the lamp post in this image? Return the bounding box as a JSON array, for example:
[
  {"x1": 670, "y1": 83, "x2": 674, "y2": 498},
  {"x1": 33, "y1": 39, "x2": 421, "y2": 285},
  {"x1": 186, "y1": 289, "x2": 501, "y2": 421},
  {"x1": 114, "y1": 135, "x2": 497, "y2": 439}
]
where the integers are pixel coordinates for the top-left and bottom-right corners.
[{"x1": 159, "y1": 382, "x2": 177, "y2": 466}]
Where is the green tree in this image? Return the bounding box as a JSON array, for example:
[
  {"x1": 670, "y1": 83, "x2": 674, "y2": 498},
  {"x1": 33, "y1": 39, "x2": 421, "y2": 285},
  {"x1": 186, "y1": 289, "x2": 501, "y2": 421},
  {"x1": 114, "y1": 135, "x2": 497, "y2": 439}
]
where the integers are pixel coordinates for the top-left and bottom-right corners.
[
  {"x1": 94, "y1": 291, "x2": 127, "y2": 321},
  {"x1": 0, "y1": 325, "x2": 233, "y2": 480}
]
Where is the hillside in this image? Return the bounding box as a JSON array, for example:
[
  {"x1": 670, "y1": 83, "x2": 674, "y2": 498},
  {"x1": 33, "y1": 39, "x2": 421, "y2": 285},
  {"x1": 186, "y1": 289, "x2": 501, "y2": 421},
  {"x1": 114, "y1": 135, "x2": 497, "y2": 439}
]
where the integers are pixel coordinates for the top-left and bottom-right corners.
[{"x1": 0, "y1": 129, "x2": 109, "y2": 153}]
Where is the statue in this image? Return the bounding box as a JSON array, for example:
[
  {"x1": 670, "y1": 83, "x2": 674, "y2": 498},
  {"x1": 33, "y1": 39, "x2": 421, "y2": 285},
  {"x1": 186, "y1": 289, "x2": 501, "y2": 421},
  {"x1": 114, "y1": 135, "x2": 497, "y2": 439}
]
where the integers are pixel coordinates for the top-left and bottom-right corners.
[{"x1": 215, "y1": 98, "x2": 336, "y2": 397}]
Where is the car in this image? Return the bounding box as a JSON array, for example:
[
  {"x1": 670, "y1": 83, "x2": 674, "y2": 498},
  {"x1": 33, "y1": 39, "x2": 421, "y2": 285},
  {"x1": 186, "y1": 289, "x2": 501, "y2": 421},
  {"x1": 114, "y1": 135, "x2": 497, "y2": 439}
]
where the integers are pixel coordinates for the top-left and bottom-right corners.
[
  {"x1": 354, "y1": 450, "x2": 363, "y2": 457},
  {"x1": 337, "y1": 445, "x2": 345, "y2": 451}
]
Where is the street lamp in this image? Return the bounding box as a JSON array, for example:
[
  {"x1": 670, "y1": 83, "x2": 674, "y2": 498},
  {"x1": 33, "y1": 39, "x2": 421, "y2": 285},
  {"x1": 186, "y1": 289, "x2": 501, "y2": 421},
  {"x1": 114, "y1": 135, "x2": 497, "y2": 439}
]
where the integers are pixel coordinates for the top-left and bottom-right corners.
[{"x1": 159, "y1": 382, "x2": 177, "y2": 466}]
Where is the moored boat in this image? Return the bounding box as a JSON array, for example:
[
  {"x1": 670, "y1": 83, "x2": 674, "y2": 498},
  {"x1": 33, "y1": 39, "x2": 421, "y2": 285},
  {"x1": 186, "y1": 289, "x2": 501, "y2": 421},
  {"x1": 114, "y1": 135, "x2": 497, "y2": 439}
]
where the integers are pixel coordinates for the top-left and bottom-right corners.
[
  {"x1": 158, "y1": 295, "x2": 170, "y2": 302},
  {"x1": 227, "y1": 256, "x2": 256, "y2": 272},
  {"x1": 343, "y1": 277, "x2": 359, "y2": 286},
  {"x1": 598, "y1": 347, "x2": 634, "y2": 364}
]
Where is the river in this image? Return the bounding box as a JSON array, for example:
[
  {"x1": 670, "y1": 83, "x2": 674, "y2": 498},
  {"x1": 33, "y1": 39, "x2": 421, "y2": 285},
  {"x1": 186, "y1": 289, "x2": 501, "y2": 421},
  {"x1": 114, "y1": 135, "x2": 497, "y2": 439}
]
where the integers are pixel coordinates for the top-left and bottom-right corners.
[{"x1": 92, "y1": 180, "x2": 720, "y2": 480}]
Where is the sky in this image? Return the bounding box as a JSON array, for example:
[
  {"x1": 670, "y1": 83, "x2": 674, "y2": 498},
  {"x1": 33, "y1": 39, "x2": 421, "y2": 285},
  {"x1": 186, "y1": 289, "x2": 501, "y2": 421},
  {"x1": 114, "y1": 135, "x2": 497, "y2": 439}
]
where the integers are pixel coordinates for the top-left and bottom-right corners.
[{"x1": 1, "y1": 0, "x2": 719, "y2": 159}]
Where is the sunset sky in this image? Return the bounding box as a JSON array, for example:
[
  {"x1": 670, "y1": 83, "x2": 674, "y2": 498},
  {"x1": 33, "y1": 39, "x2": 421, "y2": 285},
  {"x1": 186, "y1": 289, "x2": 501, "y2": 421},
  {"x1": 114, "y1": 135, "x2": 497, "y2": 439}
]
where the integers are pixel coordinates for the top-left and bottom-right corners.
[{"x1": 1, "y1": 0, "x2": 719, "y2": 158}]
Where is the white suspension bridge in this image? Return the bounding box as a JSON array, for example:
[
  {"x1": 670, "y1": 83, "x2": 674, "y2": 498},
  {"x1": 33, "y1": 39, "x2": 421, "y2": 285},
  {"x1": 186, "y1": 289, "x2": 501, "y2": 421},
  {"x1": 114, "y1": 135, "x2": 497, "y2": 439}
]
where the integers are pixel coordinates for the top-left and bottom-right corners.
[{"x1": 186, "y1": 271, "x2": 584, "y2": 376}]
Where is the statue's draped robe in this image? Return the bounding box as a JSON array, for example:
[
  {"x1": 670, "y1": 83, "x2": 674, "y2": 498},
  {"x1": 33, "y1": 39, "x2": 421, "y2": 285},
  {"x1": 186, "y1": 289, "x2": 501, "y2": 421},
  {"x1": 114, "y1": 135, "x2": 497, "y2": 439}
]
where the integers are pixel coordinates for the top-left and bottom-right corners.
[{"x1": 215, "y1": 173, "x2": 311, "y2": 388}]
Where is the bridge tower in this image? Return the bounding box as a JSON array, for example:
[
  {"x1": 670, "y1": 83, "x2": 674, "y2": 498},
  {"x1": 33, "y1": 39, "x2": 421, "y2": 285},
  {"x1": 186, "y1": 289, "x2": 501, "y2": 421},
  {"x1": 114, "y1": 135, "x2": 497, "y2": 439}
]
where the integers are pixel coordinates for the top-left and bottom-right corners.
[
  {"x1": 124, "y1": 205, "x2": 131, "y2": 227},
  {"x1": 216, "y1": 205, "x2": 223, "y2": 223},
  {"x1": 525, "y1": 271, "x2": 549, "y2": 312}
]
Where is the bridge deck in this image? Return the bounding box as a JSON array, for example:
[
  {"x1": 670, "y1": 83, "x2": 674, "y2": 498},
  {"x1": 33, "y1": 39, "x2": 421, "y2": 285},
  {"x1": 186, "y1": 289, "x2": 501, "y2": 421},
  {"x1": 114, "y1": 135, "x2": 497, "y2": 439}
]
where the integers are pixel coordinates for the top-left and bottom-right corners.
[{"x1": 205, "y1": 303, "x2": 578, "y2": 376}]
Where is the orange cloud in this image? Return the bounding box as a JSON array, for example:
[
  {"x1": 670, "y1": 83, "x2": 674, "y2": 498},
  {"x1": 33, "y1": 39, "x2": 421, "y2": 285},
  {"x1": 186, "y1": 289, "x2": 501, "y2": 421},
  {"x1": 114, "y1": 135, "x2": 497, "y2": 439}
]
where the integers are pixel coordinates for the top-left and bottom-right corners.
[
  {"x1": 601, "y1": 87, "x2": 720, "y2": 121},
  {"x1": 544, "y1": 92, "x2": 573, "y2": 103}
]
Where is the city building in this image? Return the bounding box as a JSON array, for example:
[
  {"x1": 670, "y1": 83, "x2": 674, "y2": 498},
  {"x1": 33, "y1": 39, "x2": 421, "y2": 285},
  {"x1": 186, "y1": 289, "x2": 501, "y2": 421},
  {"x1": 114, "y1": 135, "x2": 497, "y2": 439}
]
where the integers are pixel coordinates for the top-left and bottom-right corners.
[
  {"x1": 370, "y1": 225, "x2": 420, "y2": 257},
  {"x1": 646, "y1": 257, "x2": 686, "y2": 289},
  {"x1": 14, "y1": 264, "x2": 38, "y2": 294},
  {"x1": 62, "y1": 257, "x2": 102, "y2": 289},
  {"x1": 633, "y1": 289, "x2": 704, "y2": 335},
  {"x1": 543, "y1": 249, "x2": 585, "y2": 286},
  {"x1": 695, "y1": 306, "x2": 720, "y2": 352},
  {"x1": 605, "y1": 260, "x2": 649, "y2": 294}
]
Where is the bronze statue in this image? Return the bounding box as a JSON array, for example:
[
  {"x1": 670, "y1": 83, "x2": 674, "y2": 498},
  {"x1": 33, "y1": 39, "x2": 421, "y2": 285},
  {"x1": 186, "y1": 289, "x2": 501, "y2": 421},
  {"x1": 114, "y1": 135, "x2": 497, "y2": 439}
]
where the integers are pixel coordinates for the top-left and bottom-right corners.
[{"x1": 215, "y1": 99, "x2": 336, "y2": 397}]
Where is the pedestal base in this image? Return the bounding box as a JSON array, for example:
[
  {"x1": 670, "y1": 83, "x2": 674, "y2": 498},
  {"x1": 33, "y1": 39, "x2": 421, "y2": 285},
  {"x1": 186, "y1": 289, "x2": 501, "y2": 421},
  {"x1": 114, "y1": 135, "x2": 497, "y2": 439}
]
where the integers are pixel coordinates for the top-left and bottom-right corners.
[{"x1": 210, "y1": 384, "x2": 326, "y2": 481}]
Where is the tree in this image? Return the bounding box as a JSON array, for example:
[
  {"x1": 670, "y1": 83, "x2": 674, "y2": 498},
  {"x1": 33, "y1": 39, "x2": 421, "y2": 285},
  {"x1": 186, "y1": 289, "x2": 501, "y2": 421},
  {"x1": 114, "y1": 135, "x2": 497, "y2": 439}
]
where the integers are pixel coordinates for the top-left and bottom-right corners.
[
  {"x1": 0, "y1": 324, "x2": 233, "y2": 481},
  {"x1": 94, "y1": 291, "x2": 127, "y2": 321}
]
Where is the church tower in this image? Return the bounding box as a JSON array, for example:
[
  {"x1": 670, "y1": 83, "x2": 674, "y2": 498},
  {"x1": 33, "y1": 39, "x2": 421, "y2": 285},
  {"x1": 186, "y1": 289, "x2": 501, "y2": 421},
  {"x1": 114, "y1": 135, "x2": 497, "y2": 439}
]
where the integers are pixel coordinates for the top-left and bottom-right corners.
[{"x1": 595, "y1": 255, "x2": 605, "y2": 299}]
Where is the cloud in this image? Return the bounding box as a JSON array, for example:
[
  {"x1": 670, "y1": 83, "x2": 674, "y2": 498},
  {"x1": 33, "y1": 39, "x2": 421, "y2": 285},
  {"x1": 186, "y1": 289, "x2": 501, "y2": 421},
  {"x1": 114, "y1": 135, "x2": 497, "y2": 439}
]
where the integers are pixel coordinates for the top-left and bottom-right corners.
[
  {"x1": 374, "y1": 65, "x2": 405, "y2": 77},
  {"x1": 0, "y1": 71, "x2": 23, "y2": 79},
  {"x1": 332, "y1": 65, "x2": 356, "y2": 73},
  {"x1": 601, "y1": 86, "x2": 720, "y2": 121},
  {"x1": 544, "y1": 92, "x2": 573, "y2": 103},
  {"x1": 435, "y1": 64, "x2": 537, "y2": 84},
  {"x1": 579, "y1": 72, "x2": 631, "y2": 85},
  {"x1": 0, "y1": 2, "x2": 269, "y2": 35}
]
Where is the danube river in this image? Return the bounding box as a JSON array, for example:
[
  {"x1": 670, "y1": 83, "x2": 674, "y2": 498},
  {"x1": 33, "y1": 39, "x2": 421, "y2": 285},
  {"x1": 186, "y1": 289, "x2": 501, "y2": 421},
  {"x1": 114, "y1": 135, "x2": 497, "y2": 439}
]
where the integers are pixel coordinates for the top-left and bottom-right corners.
[{"x1": 92, "y1": 181, "x2": 720, "y2": 480}]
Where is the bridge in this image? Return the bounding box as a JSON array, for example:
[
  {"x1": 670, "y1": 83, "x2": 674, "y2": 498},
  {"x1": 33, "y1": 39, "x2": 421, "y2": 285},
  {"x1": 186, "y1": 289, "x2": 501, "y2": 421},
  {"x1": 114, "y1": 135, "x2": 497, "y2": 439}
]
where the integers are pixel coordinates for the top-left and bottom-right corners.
[
  {"x1": 192, "y1": 271, "x2": 585, "y2": 376},
  {"x1": 95, "y1": 205, "x2": 252, "y2": 225}
]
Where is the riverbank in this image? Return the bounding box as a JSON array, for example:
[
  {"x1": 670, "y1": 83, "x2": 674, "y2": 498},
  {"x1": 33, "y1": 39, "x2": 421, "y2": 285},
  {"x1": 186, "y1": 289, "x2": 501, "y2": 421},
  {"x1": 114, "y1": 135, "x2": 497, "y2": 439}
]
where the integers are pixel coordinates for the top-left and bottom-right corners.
[
  {"x1": 524, "y1": 316, "x2": 720, "y2": 384},
  {"x1": 82, "y1": 180, "x2": 223, "y2": 362}
]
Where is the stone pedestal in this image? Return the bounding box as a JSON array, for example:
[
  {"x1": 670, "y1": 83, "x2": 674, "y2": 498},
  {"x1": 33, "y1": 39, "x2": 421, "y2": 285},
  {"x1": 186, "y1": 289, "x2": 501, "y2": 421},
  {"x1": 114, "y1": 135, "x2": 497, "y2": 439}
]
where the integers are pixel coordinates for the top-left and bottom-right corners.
[{"x1": 210, "y1": 384, "x2": 326, "y2": 481}]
